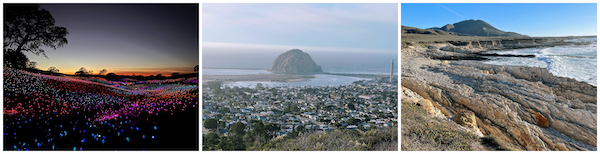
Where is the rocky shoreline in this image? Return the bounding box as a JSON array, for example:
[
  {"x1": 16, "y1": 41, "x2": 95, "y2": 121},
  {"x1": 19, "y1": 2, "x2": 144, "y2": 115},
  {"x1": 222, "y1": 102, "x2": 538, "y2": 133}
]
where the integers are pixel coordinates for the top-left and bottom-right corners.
[
  {"x1": 403, "y1": 36, "x2": 594, "y2": 61},
  {"x1": 401, "y1": 36, "x2": 597, "y2": 151}
]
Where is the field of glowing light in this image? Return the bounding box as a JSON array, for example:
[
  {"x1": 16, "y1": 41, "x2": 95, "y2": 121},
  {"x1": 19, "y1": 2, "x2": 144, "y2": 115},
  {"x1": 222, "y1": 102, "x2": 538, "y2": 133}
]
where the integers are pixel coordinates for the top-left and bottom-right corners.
[{"x1": 3, "y1": 67, "x2": 199, "y2": 151}]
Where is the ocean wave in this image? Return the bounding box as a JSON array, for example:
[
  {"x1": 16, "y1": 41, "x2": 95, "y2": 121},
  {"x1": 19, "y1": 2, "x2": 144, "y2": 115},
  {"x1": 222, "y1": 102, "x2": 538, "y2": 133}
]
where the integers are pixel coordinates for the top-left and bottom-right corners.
[{"x1": 485, "y1": 42, "x2": 597, "y2": 86}]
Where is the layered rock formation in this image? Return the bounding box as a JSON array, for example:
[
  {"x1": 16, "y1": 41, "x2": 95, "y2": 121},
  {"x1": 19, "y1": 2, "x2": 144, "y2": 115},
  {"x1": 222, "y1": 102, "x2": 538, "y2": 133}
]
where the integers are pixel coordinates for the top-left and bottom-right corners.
[
  {"x1": 402, "y1": 44, "x2": 597, "y2": 151},
  {"x1": 269, "y1": 49, "x2": 323, "y2": 73}
]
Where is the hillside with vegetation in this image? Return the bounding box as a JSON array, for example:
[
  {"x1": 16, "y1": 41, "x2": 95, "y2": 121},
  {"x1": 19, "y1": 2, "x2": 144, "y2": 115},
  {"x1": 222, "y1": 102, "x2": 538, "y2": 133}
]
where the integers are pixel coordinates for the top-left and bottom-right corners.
[
  {"x1": 203, "y1": 121, "x2": 397, "y2": 151},
  {"x1": 401, "y1": 101, "x2": 513, "y2": 151},
  {"x1": 403, "y1": 19, "x2": 528, "y2": 37}
]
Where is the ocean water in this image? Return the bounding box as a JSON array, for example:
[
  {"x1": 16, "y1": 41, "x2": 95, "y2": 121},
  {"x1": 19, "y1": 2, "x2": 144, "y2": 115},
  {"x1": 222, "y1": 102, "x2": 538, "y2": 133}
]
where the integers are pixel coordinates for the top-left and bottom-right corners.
[
  {"x1": 203, "y1": 69, "x2": 369, "y2": 87},
  {"x1": 203, "y1": 51, "x2": 398, "y2": 75},
  {"x1": 225, "y1": 74, "x2": 369, "y2": 88},
  {"x1": 202, "y1": 69, "x2": 272, "y2": 75},
  {"x1": 483, "y1": 38, "x2": 597, "y2": 86}
]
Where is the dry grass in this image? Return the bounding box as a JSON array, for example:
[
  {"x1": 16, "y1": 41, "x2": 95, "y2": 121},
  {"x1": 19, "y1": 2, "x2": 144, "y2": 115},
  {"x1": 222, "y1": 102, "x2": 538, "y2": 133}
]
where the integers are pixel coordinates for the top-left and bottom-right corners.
[
  {"x1": 401, "y1": 101, "x2": 485, "y2": 151},
  {"x1": 256, "y1": 128, "x2": 398, "y2": 151}
]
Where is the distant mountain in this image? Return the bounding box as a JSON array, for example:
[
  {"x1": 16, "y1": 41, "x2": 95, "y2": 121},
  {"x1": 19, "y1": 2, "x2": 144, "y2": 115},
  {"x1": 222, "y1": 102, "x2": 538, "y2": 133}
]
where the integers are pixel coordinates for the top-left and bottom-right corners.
[
  {"x1": 402, "y1": 19, "x2": 528, "y2": 37},
  {"x1": 401, "y1": 26, "x2": 454, "y2": 35}
]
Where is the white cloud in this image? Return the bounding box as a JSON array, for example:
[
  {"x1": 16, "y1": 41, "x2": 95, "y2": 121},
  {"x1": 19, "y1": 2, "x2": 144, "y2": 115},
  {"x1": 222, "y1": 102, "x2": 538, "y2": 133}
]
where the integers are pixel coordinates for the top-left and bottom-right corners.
[{"x1": 437, "y1": 4, "x2": 467, "y2": 19}]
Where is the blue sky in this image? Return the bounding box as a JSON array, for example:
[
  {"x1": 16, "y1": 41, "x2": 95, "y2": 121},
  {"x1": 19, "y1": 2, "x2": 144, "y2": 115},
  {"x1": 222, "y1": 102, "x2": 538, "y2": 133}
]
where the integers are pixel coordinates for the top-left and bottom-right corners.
[
  {"x1": 203, "y1": 3, "x2": 398, "y2": 52},
  {"x1": 402, "y1": 3, "x2": 597, "y2": 37}
]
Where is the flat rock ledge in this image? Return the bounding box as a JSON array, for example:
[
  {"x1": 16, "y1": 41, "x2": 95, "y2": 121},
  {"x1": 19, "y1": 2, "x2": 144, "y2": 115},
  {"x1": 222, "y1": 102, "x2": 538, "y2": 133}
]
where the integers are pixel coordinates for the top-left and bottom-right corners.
[{"x1": 401, "y1": 53, "x2": 596, "y2": 151}]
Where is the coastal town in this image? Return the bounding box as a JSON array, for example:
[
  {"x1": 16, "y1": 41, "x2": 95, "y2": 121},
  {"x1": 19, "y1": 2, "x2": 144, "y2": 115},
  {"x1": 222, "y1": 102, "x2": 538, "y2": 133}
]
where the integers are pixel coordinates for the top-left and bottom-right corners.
[{"x1": 202, "y1": 77, "x2": 398, "y2": 137}]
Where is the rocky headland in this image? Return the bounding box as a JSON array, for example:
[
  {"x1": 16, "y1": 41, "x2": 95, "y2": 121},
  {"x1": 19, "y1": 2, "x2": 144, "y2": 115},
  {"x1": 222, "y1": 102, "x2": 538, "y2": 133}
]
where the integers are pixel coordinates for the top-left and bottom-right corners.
[
  {"x1": 401, "y1": 32, "x2": 597, "y2": 150},
  {"x1": 269, "y1": 49, "x2": 323, "y2": 73}
]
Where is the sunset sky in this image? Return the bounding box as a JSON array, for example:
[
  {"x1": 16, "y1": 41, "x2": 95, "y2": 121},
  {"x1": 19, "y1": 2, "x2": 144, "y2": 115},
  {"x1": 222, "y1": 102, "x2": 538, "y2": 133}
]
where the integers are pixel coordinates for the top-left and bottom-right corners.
[{"x1": 24, "y1": 4, "x2": 199, "y2": 76}]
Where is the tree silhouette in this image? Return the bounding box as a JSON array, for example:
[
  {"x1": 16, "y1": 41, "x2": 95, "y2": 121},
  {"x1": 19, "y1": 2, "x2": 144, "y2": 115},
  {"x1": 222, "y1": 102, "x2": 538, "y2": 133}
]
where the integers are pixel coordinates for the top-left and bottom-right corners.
[
  {"x1": 75, "y1": 67, "x2": 88, "y2": 76},
  {"x1": 47, "y1": 66, "x2": 59, "y2": 73},
  {"x1": 194, "y1": 65, "x2": 199, "y2": 72},
  {"x1": 26, "y1": 61, "x2": 37, "y2": 69},
  {"x1": 98, "y1": 69, "x2": 107, "y2": 75},
  {"x1": 106, "y1": 73, "x2": 116, "y2": 79},
  {"x1": 4, "y1": 49, "x2": 29, "y2": 68},
  {"x1": 3, "y1": 4, "x2": 69, "y2": 67},
  {"x1": 171, "y1": 72, "x2": 180, "y2": 78}
]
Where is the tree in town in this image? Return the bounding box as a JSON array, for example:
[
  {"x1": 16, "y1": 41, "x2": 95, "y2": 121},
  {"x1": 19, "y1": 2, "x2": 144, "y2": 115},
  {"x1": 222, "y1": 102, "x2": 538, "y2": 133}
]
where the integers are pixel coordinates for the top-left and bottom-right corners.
[
  {"x1": 229, "y1": 122, "x2": 246, "y2": 137},
  {"x1": 348, "y1": 103, "x2": 356, "y2": 110},
  {"x1": 348, "y1": 117, "x2": 356, "y2": 125},
  {"x1": 203, "y1": 119, "x2": 218, "y2": 130}
]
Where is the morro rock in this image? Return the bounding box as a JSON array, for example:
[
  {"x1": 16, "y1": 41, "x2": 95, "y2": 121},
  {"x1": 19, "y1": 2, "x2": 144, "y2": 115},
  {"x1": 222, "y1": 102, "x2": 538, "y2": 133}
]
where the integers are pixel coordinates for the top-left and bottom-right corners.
[{"x1": 269, "y1": 49, "x2": 322, "y2": 73}]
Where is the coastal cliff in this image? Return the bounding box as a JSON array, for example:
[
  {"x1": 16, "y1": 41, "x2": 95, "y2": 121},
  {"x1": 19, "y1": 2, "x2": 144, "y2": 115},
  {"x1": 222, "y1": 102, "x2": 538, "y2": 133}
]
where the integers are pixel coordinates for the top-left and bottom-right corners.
[{"x1": 401, "y1": 37, "x2": 597, "y2": 151}]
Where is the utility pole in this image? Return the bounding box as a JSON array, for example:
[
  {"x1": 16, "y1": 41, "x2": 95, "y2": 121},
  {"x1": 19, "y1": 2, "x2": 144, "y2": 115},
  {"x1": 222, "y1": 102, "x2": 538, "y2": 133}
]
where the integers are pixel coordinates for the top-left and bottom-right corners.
[{"x1": 390, "y1": 59, "x2": 394, "y2": 83}]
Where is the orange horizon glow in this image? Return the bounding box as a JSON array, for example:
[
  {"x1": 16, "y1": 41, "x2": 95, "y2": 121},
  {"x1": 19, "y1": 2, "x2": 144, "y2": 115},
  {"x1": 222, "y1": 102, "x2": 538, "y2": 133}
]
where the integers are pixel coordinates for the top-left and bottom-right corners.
[{"x1": 58, "y1": 67, "x2": 197, "y2": 77}]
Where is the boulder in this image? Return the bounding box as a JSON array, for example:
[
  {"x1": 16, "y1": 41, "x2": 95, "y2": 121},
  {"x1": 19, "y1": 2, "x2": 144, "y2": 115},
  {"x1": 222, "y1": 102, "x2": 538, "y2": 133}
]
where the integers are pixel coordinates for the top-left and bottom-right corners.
[
  {"x1": 454, "y1": 109, "x2": 483, "y2": 137},
  {"x1": 454, "y1": 109, "x2": 477, "y2": 129}
]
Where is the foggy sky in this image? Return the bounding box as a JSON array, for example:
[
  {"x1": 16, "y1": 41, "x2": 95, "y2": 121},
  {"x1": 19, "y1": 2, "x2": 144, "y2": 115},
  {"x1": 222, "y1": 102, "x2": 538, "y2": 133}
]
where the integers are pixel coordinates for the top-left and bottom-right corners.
[{"x1": 203, "y1": 3, "x2": 398, "y2": 51}]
